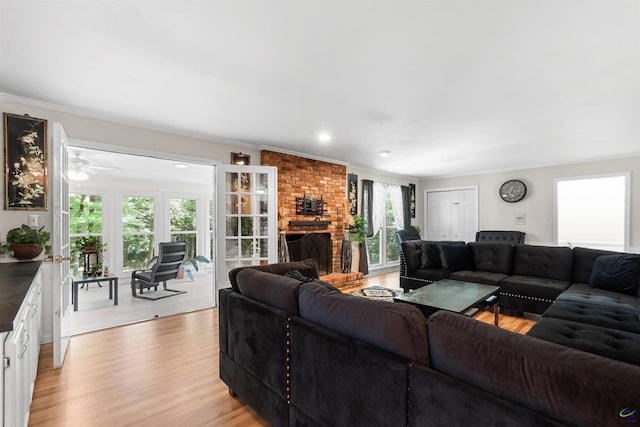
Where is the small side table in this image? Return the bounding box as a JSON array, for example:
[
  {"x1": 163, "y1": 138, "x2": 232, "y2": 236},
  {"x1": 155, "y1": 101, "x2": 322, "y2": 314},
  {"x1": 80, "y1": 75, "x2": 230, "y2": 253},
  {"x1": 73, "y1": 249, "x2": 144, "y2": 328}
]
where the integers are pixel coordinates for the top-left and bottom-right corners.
[{"x1": 71, "y1": 275, "x2": 119, "y2": 312}]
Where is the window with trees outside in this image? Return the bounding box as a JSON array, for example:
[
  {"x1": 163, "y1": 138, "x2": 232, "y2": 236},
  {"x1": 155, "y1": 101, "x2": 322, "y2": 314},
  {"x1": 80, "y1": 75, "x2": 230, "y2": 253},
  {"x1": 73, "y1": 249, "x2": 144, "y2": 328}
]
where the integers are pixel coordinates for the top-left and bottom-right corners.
[
  {"x1": 70, "y1": 193, "x2": 104, "y2": 274},
  {"x1": 363, "y1": 186, "x2": 401, "y2": 268},
  {"x1": 170, "y1": 198, "x2": 197, "y2": 260},
  {"x1": 122, "y1": 196, "x2": 155, "y2": 271}
]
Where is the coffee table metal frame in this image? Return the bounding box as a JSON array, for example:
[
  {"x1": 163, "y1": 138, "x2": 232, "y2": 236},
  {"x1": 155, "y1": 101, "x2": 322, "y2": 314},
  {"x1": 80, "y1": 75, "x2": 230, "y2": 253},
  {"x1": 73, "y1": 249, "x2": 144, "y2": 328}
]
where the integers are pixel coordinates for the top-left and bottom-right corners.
[{"x1": 394, "y1": 279, "x2": 500, "y2": 326}]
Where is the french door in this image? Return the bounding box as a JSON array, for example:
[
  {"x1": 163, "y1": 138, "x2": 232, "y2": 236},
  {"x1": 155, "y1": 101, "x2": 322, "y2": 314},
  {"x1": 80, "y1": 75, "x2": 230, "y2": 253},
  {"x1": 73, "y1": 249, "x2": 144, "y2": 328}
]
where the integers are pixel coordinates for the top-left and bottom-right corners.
[
  {"x1": 52, "y1": 122, "x2": 71, "y2": 368},
  {"x1": 215, "y1": 165, "x2": 278, "y2": 295}
]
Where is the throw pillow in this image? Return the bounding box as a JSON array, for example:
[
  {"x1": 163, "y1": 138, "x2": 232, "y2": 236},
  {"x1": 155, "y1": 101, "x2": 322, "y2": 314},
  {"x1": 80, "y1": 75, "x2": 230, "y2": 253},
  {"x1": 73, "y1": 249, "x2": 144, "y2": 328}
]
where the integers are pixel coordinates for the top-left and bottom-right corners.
[
  {"x1": 236, "y1": 268, "x2": 303, "y2": 314},
  {"x1": 589, "y1": 254, "x2": 640, "y2": 294},
  {"x1": 285, "y1": 269, "x2": 340, "y2": 292},
  {"x1": 421, "y1": 242, "x2": 443, "y2": 269},
  {"x1": 438, "y1": 244, "x2": 474, "y2": 273}
]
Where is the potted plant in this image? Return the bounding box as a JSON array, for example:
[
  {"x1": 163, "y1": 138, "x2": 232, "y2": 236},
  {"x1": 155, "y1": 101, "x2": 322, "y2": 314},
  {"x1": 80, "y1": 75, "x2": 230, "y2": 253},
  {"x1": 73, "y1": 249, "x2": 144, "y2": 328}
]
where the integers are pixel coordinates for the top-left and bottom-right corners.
[
  {"x1": 179, "y1": 255, "x2": 211, "y2": 281},
  {"x1": 71, "y1": 236, "x2": 107, "y2": 275},
  {"x1": 348, "y1": 214, "x2": 367, "y2": 273},
  {"x1": 6, "y1": 224, "x2": 51, "y2": 260}
]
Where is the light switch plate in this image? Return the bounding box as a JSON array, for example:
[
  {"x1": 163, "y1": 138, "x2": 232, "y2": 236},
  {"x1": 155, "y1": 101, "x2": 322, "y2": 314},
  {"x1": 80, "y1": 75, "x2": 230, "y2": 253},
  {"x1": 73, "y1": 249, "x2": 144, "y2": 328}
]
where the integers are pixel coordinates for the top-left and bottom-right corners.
[{"x1": 28, "y1": 214, "x2": 40, "y2": 227}]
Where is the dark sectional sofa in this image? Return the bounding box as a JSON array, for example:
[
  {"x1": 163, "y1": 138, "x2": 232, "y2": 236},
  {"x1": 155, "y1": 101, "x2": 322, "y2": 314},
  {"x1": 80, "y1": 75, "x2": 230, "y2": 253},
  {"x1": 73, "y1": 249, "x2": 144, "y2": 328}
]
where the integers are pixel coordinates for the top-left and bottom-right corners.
[
  {"x1": 219, "y1": 260, "x2": 640, "y2": 427},
  {"x1": 399, "y1": 240, "x2": 640, "y2": 366}
]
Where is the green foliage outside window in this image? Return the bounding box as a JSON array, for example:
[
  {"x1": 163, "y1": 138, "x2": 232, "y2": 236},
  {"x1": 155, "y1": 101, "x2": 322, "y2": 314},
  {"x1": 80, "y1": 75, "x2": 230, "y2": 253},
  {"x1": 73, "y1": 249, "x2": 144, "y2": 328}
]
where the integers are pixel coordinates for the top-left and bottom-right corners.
[
  {"x1": 122, "y1": 196, "x2": 155, "y2": 271},
  {"x1": 122, "y1": 196, "x2": 154, "y2": 232},
  {"x1": 70, "y1": 194, "x2": 103, "y2": 234}
]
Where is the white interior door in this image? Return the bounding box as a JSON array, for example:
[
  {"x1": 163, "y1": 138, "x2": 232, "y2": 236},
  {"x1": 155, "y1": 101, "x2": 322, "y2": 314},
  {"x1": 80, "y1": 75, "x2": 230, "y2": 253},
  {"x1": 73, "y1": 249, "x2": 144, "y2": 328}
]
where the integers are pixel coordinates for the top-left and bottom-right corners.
[
  {"x1": 215, "y1": 165, "x2": 277, "y2": 296},
  {"x1": 52, "y1": 122, "x2": 71, "y2": 368}
]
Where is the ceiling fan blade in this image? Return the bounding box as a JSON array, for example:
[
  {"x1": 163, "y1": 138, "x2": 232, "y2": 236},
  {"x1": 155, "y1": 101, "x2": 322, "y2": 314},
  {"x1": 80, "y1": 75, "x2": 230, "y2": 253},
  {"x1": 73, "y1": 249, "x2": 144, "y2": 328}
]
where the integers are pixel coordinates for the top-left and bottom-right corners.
[{"x1": 86, "y1": 165, "x2": 123, "y2": 171}]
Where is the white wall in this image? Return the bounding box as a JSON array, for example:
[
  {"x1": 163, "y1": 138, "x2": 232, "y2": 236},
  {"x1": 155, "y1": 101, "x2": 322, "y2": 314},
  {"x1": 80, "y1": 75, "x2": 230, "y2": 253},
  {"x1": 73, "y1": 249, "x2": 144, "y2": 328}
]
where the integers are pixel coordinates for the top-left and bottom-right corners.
[
  {"x1": 417, "y1": 156, "x2": 640, "y2": 250},
  {"x1": 0, "y1": 98, "x2": 260, "y2": 251}
]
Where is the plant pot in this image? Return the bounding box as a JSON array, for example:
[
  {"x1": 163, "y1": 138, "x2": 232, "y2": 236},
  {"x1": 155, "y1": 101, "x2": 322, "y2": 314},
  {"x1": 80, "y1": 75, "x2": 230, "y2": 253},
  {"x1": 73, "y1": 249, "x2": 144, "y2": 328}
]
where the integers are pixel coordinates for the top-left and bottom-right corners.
[
  {"x1": 8, "y1": 244, "x2": 43, "y2": 260},
  {"x1": 351, "y1": 242, "x2": 360, "y2": 273}
]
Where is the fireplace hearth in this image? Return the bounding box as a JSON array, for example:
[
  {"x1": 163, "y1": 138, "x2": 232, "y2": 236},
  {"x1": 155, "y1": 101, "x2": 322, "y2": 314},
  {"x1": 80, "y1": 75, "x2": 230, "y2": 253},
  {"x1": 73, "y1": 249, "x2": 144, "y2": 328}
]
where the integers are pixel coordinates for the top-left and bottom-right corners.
[{"x1": 286, "y1": 233, "x2": 332, "y2": 275}]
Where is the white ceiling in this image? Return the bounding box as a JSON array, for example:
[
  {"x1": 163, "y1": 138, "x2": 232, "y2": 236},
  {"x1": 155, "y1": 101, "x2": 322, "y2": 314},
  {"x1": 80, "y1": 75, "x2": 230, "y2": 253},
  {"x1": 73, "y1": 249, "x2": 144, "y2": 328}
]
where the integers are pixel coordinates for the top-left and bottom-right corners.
[{"x1": 2, "y1": 1, "x2": 640, "y2": 179}]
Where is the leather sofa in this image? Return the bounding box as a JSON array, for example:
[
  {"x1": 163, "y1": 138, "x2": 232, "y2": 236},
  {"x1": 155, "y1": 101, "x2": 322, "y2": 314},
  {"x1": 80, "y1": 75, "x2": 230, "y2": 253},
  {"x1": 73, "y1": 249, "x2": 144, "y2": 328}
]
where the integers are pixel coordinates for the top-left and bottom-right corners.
[{"x1": 219, "y1": 260, "x2": 640, "y2": 427}]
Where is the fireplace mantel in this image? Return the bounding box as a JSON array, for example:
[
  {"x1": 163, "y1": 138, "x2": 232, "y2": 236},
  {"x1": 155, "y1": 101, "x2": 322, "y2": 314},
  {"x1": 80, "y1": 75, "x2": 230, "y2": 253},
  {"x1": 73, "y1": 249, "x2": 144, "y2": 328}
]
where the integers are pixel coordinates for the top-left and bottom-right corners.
[{"x1": 289, "y1": 220, "x2": 331, "y2": 227}]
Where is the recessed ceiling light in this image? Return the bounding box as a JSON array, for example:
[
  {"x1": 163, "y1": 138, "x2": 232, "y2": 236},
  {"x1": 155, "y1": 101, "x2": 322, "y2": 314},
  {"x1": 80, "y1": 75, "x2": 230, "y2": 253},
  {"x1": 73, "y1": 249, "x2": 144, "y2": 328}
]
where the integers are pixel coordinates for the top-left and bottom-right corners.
[
  {"x1": 174, "y1": 163, "x2": 189, "y2": 169},
  {"x1": 379, "y1": 150, "x2": 391, "y2": 157},
  {"x1": 318, "y1": 132, "x2": 332, "y2": 143}
]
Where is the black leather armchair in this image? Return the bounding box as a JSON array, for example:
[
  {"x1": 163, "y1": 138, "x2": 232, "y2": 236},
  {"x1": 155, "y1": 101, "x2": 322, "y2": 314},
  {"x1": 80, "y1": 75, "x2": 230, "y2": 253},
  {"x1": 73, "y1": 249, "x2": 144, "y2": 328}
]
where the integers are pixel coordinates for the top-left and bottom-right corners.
[{"x1": 131, "y1": 241, "x2": 188, "y2": 300}]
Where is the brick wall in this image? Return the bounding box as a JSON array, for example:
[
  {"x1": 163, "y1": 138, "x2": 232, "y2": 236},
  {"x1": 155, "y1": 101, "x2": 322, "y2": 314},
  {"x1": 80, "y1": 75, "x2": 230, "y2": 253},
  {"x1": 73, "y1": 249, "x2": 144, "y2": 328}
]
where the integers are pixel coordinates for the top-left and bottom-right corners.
[{"x1": 261, "y1": 150, "x2": 347, "y2": 273}]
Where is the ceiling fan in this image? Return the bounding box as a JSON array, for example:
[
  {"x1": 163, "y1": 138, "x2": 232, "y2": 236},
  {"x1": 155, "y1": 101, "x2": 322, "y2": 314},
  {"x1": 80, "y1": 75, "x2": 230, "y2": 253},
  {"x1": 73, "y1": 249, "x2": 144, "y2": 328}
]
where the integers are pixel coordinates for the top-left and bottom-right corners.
[{"x1": 69, "y1": 152, "x2": 122, "y2": 181}]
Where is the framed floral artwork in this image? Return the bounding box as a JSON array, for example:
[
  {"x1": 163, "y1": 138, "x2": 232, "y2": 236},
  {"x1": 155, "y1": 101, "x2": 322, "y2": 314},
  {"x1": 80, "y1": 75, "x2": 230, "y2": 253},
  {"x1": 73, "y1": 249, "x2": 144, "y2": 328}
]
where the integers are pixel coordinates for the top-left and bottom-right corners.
[
  {"x1": 347, "y1": 173, "x2": 358, "y2": 215},
  {"x1": 3, "y1": 113, "x2": 48, "y2": 210},
  {"x1": 409, "y1": 183, "x2": 416, "y2": 218}
]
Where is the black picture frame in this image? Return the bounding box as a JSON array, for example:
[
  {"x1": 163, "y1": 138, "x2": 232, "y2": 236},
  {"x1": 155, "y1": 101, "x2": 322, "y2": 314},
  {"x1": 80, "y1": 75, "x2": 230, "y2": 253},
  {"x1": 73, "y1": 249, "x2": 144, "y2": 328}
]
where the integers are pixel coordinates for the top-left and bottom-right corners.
[
  {"x1": 3, "y1": 113, "x2": 48, "y2": 210},
  {"x1": 231, "y1": 152, "x2": 250, "y2": 165},
  {"x1": 347, "y1": 173, "x2": 358, "y2": 215},
  {"x1": 409, "y1": 183, "x2": 416, "y2": 218}
]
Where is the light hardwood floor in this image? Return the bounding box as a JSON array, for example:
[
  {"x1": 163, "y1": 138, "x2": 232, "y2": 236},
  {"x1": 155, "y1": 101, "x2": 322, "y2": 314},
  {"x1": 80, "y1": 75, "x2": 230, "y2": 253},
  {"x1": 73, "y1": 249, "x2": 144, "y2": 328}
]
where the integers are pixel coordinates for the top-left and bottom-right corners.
[{"x1": 30, "y1": 272, "x2": 536, "y2": 426}]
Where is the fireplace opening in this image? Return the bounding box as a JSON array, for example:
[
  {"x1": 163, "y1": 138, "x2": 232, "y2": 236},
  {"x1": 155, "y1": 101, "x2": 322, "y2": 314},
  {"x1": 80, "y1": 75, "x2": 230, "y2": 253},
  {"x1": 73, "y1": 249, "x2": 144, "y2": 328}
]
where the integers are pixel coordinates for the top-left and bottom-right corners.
[{"x1": 286, "y1": 233, "x2": 332, "y2": 275}]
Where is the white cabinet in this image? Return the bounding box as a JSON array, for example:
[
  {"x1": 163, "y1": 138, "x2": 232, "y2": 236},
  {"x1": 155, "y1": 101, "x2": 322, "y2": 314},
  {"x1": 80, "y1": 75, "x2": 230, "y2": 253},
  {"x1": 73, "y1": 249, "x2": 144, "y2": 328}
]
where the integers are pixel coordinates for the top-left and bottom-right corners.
[{"x1": 2, "y1": 268, "x2": 42, "y2": 427}]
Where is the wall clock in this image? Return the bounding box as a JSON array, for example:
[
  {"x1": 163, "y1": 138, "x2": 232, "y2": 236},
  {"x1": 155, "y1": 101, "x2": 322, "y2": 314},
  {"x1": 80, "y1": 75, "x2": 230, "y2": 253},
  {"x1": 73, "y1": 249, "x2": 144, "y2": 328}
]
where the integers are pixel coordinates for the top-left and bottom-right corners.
[{"x1": 499, "y1": 179, "x2": 527, "y2": 203}]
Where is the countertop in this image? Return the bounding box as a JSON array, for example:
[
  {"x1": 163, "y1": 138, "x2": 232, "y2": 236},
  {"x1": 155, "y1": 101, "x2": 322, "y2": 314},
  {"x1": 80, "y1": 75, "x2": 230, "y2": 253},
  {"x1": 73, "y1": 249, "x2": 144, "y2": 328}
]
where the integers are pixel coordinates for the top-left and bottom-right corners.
[{"x1": 0, "y1": 261, "x2": 42, "y2": 333}]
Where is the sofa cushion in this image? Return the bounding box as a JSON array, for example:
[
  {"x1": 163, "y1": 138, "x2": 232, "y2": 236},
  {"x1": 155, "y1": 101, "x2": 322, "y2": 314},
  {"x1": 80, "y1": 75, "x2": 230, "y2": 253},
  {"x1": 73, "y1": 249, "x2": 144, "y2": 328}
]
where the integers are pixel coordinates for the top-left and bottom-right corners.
[
  {"x1": 468, "y1": 242, "x2": 514, "y2": 274},
  {"x1": 228, "y1": 259, "x2": 319, "y2": 292},
  {"x1": 558, "y1": 283, "x2": 639, "y2": 311},
  {"x1": 511, "y1": 245, "x2": 573, "y2": 282},
  {"x1": 541, "y1": 299, "x2": 640, "y2": 334},
  {"x1": 428, "y1": 311, "x2": 640, "y2": 427},
  {"x1": 526, "y1": 317, "x2": 640, "y2": 366},
  {"x1": 500, "y1": 275, "x2": 571, "y2": 303},
  {"x1": 298, "y1": 282, "x2": 430, "y2": 364},
  {"x1": 421, "y1": 240, "x2": 464, "y2": 269},
  {"x1": 449, "y1": 270, "x2": 509, "y2": 286},
  {"x1": 572, "y1": 247, "x2": 623, "y2": 285},
  {"x1": 236, "y1": 269, "x2": 303, "y2": 314},
  {"x1": 439, "y1": 244, "x2": 474, "y2": 272},
  {"x1": 410, "y1": 267, "x2": 450, "y2": 283},
  {"x1": 589, "y1": 254, "x2": 640, "y2": 294},
  {"x1": 401, "y1": 240, "x2": 423, "y2": 271}
]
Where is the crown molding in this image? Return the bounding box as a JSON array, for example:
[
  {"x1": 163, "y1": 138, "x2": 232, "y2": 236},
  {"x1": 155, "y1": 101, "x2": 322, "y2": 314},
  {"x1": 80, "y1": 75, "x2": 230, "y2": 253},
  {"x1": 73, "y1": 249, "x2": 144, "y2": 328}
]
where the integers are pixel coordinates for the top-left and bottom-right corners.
[{"x1": 0, "y1": 91, "x2": 256, "y2": 149}]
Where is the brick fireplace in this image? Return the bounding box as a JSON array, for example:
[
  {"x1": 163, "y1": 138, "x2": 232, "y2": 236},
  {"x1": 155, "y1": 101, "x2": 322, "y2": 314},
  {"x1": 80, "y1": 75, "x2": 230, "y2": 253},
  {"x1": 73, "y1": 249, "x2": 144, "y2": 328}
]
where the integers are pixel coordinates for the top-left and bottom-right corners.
[{"x1": 261, "y1": 150, "x2": 347, "y2": 274}]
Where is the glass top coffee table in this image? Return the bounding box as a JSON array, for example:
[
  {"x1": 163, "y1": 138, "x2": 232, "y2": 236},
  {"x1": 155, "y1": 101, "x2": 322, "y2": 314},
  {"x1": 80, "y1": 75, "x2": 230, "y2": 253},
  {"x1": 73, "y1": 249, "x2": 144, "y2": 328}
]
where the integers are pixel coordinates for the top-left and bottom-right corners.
[{"x1": 394, "y1": 279, "x2": 500, "y2": 326}]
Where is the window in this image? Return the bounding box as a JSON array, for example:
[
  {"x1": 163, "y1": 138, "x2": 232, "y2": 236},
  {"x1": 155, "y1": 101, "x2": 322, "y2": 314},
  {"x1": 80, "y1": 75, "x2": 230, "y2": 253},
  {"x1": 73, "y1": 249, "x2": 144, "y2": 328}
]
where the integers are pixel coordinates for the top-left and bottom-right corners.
[
  {"x1": 69, "y1": 193, "x2": 104, "y2": 274},
  {"x1": 170, "y1": 198, "x2": 197, "y2": 260},
  {"x1": 363, "y1": 183, "x2": 402, "y2": 269},
  {"x1": 122, "y1": 196, "x2": 155, "y2": 271},
  {"x1": 555, "y1": 173, "x2": 629, "y2": 251}
]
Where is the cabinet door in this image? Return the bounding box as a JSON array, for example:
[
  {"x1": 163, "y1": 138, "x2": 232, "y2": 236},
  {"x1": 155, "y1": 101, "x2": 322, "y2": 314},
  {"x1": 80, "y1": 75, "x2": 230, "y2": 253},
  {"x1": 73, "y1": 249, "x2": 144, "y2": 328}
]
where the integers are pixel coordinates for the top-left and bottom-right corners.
[{"x1": 4, "y1": 320, "x2": 27, "y2": 427}]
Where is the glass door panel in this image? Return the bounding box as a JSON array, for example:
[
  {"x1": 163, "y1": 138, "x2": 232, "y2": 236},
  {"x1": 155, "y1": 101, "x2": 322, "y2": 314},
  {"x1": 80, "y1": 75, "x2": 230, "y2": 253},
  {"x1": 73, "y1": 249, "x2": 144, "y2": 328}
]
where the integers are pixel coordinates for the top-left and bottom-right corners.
[{"x1": 216, "y1": 166, "x2": 277, "y2": 292}]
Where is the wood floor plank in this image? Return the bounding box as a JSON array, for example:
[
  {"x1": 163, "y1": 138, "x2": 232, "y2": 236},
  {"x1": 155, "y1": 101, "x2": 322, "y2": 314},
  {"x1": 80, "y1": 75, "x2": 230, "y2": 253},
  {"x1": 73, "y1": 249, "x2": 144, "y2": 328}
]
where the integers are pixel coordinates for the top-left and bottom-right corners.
[{"x1": 29, "y1": 272, "x2": 535, "y2": 426}]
